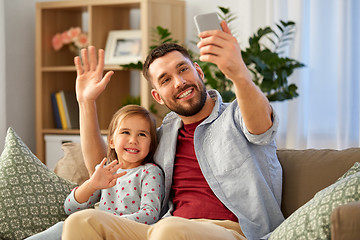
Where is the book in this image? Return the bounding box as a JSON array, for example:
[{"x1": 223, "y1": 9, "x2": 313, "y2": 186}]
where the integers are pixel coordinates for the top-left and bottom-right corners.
[
  {"x1": 55, "y1": 92, "x2": 68, "y2": 129},
  {"x1": 59, "y1": 91, "x2": 71, "y2": 129},
  {"x1": 60, "y1": 90, "x2": 79, "y2": 129},
  {"x1": 51, "y1": 92, "x2": 62, "y2": 129}
]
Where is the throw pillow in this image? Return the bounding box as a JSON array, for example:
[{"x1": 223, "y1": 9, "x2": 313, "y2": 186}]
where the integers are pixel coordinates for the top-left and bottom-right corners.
[
  {"x1": 54, "y1": 142, "x2": 89, "y2": 185},
  {"x1": 0, "y1": 127, "x2": 77, "y2": 240},
  {"x1": 269, "y1": 163, "x2": 360, "y2": 240}
]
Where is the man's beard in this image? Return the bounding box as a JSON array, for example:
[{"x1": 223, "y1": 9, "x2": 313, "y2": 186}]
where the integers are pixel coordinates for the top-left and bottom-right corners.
[{"x1": 163, "y1": 81, "x2": 207, "y2": 117}]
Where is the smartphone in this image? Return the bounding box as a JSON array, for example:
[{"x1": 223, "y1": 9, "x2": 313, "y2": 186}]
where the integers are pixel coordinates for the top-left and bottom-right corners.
[{"x1": 194, "y1": 12, "x2": 222, "y2": 34}]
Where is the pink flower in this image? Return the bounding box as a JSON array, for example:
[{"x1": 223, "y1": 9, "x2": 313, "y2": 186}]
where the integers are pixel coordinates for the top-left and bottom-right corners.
[
  {"x1": 61, "y1": 31, "x2": 71, "y2": 44},
  {"x1": 74, "y1": 33, "x2": 88, "y2": 48},
  {"x1": 51, "y1": 26, "x2": 88, "y2": 52},
  {"x1": 68, "y1": 27, "x2": 81, "y2": 40},
  {"x1": 52, "y1": 33, "x2": 63, "y2": 51}
]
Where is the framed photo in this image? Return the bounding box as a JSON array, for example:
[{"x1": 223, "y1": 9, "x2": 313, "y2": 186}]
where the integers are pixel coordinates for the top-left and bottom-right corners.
[{"x1": 104, "y1": 30, "x2": 142, "y2": 65}]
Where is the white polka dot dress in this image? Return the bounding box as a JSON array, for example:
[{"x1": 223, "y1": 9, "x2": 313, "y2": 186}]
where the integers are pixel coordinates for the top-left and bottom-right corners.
[{"x1": 64, "y1": 163, "x2": 164, "y2": 224}]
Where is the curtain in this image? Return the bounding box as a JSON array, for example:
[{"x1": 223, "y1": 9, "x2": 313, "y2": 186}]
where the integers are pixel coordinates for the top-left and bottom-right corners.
[{"x1": 255, "y1": 0, "x2": 360, "y2": 149}]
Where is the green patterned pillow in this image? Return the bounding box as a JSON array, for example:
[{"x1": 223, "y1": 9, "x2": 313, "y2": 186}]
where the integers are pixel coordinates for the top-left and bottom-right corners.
[
  {"x1": 0, "y1": 128, "x2": 77, "y2": 240},
  {"x1": 270, "y1": 164, "x2": 360, "y2": 240}
]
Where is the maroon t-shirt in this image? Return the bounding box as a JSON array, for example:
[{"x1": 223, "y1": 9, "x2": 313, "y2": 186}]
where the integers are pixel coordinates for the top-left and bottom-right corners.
[{"x1": 171, "y1": 119, "x2": 238, "y2": 221}]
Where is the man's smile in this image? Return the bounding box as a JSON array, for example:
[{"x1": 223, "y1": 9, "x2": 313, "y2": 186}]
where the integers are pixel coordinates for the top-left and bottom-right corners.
[{"x1": 177, "y1": 87, "x2": 194, "y2": 100}]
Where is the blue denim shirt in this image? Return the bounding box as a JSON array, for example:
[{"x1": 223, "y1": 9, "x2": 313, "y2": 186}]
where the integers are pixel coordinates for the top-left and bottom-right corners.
[{"x1": 153, "y1": 90, "x2": 284, "y2": 240}]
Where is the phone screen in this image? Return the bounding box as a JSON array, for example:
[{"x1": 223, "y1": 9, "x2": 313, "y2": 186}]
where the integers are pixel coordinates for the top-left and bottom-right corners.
[{"x1": 194, "y1": 12, "x2": 222, "y2": 33}]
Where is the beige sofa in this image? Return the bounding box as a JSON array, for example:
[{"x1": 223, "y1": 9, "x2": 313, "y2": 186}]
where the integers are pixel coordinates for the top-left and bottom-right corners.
[
  {"x1": 276, "y1": 148, "x2": 360, "y2": 239},
  {"x1": 56, "y1": 143, "x2": 360, "y2": 239}
]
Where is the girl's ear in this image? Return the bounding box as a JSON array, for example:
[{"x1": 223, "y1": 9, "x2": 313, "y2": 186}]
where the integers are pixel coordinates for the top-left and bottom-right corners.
[{"x1": 109, "y1": 138, "x2": 115, "y2": 148}]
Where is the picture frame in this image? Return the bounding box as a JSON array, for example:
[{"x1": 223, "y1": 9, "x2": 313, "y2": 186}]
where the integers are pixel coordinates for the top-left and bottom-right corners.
[{"x1": 104, "y1": 30, "x2": 142, "y2": 65}]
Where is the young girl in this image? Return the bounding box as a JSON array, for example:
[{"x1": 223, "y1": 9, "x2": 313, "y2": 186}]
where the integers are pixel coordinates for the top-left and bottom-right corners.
[
  {"x1": 26, "y1": 105, "x2": 164, "y2": 239},
  {"x1": 64, "y1": 104, "x2": 164, "y2": 224}
]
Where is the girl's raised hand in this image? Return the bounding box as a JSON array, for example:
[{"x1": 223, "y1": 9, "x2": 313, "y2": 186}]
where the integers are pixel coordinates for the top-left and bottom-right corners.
[
  {"x1": 88, "y1": 158, "x2": 126, "y2": 190},
  {"x1": 74, "y1": 46, "x2": 114, "y2": 103}
]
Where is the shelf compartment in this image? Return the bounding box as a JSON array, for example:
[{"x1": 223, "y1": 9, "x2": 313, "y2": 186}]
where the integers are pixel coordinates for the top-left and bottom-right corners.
[
  {"x1": 41, "y1": 70, "x2": 131, "y2": 130},
  {"x1": 41, "y1": 71, "x2": 77, "y2": 129},
  {"x1": 41, "y1": 6, "x2": 88, "y2": 67}
]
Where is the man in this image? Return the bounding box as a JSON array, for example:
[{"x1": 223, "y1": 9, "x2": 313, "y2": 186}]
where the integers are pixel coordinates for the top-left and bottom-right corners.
[{"x1": 62, "y1": 21, "x2": 284, "y2": 240}]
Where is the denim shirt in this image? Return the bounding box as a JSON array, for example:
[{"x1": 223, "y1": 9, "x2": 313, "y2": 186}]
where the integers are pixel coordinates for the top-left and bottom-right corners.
[{"x1": 153, "y1": 90, "x2": 284, "y2": 240}]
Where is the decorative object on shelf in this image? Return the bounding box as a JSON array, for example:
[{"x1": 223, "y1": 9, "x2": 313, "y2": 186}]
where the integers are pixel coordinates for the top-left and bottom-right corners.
[
  {"x1": 104, "y1": 30, "x2": 142, "y2": 65},
  {"x1": 51, "y1": 26, "x2": 89, "y2": 55}
]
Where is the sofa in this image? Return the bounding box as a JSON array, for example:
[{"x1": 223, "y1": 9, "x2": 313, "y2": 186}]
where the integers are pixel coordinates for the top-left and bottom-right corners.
[
  {"x1": 0, "y1": 127, "x2": 359, "y2": 239},
  {"x1": 275, "y1": 148, "x2": 360, "y2": 239},
  {"x1": 56, "y1": 143, "x2": 360, "y2": 240}
]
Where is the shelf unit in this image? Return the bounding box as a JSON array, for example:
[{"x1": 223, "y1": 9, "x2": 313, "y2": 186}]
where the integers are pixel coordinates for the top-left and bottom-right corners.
[{"x1": 35, "y1": 0, "x2": 185, "y2": 163}]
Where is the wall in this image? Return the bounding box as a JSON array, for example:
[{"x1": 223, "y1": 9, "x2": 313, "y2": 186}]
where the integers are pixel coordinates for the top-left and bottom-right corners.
[
  {"x1": 0, "y1": 0, "x2": 5, "y2": 150},
  {"x1": 1, "y1": 0, "x2": 55, "y2": 153}
]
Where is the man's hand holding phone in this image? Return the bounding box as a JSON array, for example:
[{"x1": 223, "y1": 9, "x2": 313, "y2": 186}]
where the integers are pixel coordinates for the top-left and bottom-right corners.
[{"x1": 194, "y1": 12, "x2": 250, "y2": 86}]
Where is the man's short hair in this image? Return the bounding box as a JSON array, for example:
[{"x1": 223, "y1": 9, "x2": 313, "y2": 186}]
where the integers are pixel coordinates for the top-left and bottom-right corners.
[{"x1": 142, "y1": 43, "x2": 192, "y2": 83}]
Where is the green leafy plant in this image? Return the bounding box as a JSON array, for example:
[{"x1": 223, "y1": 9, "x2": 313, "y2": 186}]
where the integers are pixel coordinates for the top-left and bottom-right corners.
[
  {"x1": 241, "y1": 20, "x2": 305, "y2": 101},
  {"x1": 121, "y1": 7, "x2": 304, "y2": 102},
  {"x1": 150, "y1": 26, "x2": 179, "y2": 50},
  {"x1": 122, "y1": 95, "x2": 141, "y2": 106}
]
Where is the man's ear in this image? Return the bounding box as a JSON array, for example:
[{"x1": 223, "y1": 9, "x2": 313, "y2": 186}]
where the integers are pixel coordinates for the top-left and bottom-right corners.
[
  {"x1": 194, "y1": 62, "x2": 205, "y2": 80},
  {"x1": 151, "y1": 89, "x2": 164, "y2": 105}
]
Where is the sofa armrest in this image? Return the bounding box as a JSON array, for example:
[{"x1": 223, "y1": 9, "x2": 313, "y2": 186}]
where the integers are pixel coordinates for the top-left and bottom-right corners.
[{"x1": 331, "y1": 201, "x2": 360, "y2": 240}]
